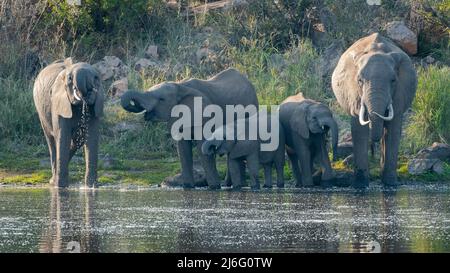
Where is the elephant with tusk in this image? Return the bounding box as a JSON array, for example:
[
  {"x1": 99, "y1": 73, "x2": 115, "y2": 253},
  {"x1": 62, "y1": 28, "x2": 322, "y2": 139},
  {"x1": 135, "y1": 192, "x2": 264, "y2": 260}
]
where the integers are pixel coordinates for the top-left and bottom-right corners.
[
  {"x1": 33, "y1": 58, "x2": 104, "y2": 188},
  {"x1": 332, "y1": 33, "x2": 417, "y2": 188}
]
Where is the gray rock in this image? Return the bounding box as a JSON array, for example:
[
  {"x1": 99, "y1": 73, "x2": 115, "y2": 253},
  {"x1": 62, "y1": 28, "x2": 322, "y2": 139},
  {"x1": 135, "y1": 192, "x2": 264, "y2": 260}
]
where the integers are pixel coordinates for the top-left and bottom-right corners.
[
  {"x1": 415, "y1": 142, "x2": 450, "y2": 161},
  {"x1": 93, "y1": 61, "x2": 114, "y2": 81},
  {"x1": 385, "y1": 21, "x2": 418, "y2": 55},
  {"x1": 112, "y1": 122, "x2": 140, "y2": 133},
  {"x1": 424, "y1": 55, "x2": 435, "y2": 64},
  {"x1": 432, "y1": 160, "x2": 445, "y2": 174},
  {"x1": 336, "y1": 142, "x2": 353, "y2": 159},
  {"x1": 161, "y1": 167, "x2": 207, "y2": 188},
  {"x1": 134, "y1": 58, "x2": 159, "y2": 72},
  {"x1": 145, "y1": 45, "x2": 159, "y2": 59},
  {"x1": 93, "y1": 56, "x2": 128, "y2": 81},
  {"x1": 109, "y1": 77, "x2": 128, "y2": 98},
  {"x1": 318, "y1": 41, "x2": 344, "y2": 78},
  {"x1": 408, "y1": 158, "x2": 441, "y2": 175}
]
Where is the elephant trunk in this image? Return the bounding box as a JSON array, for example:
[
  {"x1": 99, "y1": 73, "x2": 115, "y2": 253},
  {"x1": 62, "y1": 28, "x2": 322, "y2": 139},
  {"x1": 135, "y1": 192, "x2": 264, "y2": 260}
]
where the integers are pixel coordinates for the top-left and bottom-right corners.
[
  {"x1": 120, "y1": 91, "x2": 147, "y2": 113},
  {"x1": 363, "y1": 88, "x2": 393, "y2": 143},
  {"x1": 322, "y1": 118, "x2": 339, "y2": 161},
  {"x1": 201, "y1": 139, "x2": 224, "y2": 156}
]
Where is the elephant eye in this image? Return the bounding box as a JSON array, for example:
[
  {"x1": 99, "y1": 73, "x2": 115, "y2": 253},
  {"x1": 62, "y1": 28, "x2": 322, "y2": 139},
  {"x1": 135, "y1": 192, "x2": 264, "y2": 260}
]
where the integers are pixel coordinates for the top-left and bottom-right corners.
[{"x1": 357, "y1": 78, "x2": 363, "y2": 86}]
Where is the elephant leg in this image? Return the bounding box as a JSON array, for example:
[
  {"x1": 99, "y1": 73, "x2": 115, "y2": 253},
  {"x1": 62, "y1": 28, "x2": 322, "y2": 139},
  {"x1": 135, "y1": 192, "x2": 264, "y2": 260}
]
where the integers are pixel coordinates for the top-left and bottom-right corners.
[
  {"x1": 239, "y1": 160, "x2": 247, "y2": 187},
  {"x1": 224, "y1": 157, "x2": 233, "y2": 187},
  {"x1": 318, "y1": 136, "x2": 334, "y2": 187},
  {"x1": 54, "y1": 121, "x2": 71, "y2": 188},
  {"x1": 177, "y1": 140, "x2": 195, "y2": 188},
  {"x1": 229, "y1": 159, "x2": 242, "y2": 190},
  {"x1": 246, "y1": 153, "x2": 260, "y2": 190},
  {"x1": 196, "y1": 143, "x2": 221, "y2": 190},
  {"x1": 351, "y1": 117, "x2": 369, "y2": 188},
  {"x1": 295, "y1": 140, "x2": 313, "y2": 187},
  {"x1": 275, "y1": 157, "x2": 285, "y2": 188},
  {"x1": 263, "y1": 163, "x2": 273, "y2": 188},
  {"x1": 83, "y1": 119, "x2": 99, "y2": 188},
  {"x1": 381, "y1": 116, "x2": 402, "y2": 186},
  {"x1": 287, "y1": 151, "x2": 302, "y2": 187},
  {"x1": 44, "y1": 133, "x2": 56, "y2": 185}
]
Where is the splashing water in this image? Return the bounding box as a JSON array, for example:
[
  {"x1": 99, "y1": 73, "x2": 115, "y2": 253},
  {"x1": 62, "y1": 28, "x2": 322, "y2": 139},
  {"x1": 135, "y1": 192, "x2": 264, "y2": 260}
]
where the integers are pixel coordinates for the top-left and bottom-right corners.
[{"x1": 74, "y1": 102, "x2": 90, "y2": 150}]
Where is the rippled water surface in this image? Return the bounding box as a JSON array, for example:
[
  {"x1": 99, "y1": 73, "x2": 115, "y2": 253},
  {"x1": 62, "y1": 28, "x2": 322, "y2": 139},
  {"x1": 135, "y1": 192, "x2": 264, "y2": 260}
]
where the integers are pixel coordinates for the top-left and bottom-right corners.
[{"x1": 1, "y1": 185, "x2": 450, "y2": 253}]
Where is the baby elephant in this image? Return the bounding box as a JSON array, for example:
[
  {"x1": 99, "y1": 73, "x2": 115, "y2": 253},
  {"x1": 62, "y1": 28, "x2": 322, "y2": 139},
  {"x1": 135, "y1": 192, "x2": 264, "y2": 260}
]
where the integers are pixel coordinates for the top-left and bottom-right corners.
[
  {"x1": 202, "y1": 113, "x2": 285, "y2": 190},
  {"x1": 33, "y1": 58, "x2": 104, "y2": 188},
  {"x1": 279, "y1": 93, "x2": 338, "y2": 187}
]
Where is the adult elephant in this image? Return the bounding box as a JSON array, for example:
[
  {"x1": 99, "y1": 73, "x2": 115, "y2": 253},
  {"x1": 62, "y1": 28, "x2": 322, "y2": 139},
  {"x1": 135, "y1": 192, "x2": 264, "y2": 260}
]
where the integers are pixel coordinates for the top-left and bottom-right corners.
[
  {"x1": 279, "y1": 93, "x2": 338, "y2": 187},
  {"x1": 33, "y1": 58, "x2": 104, "y2": 188},
  {"x1": 120, "y1": 68, "x2": 258, "y2": 189},
  {"x1": 331, "y1": 33, "x2": 417, "y2": 187}
]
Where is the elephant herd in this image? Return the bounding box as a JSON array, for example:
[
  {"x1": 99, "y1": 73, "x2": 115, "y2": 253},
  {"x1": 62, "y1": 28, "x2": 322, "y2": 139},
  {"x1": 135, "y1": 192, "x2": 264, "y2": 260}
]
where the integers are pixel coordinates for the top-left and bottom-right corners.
[{"x1": 33, "y1": 33, "x2": 417, "y2": 190}]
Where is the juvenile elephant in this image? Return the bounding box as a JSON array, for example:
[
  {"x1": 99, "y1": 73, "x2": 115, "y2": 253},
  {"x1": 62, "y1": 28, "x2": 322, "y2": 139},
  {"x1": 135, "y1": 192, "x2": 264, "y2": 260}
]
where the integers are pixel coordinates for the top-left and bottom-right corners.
[
  {"x1": 120, "y1": 68, "x2": 258, "y2": 189},
  {"x1": 201, "y1": 112, "x2": 285, "y2": 189},
  {"x1": 33, "y1": 58, "x2": 104, "y2": 187},
  {"x1": 279, "y1": 93, "x2": 338, "y2": 187},
  {"x1": 331, "y1": 33, "x2": 417, "y2": 187}
]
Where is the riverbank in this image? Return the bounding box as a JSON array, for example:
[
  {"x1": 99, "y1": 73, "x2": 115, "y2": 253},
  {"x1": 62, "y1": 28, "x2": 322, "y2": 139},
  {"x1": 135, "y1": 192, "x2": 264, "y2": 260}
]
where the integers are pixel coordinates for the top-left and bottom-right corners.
[{"x1": 1, "y1": 147, "x2": 449, "y2": 187}]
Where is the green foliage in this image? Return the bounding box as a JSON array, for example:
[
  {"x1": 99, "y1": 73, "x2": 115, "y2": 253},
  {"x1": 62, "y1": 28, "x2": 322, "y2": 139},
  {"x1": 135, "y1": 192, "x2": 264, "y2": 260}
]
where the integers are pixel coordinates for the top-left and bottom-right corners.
[
  {"x1": 0, "y1": 77, "x2": 42, "y2": 144},
  {"x1": 405, "y1": 66, "x2": 450, "y2": 152}
]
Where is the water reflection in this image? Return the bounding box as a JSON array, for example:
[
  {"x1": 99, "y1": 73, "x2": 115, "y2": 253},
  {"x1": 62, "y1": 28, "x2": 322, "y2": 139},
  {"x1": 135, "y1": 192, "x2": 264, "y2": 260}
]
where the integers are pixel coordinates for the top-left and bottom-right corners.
[
  {"x1": 0, "y1": 186, "x2": 450, "y2": 253},
  {"x1": 39, "y1": 189, "x2": 98, "y2": 253}
]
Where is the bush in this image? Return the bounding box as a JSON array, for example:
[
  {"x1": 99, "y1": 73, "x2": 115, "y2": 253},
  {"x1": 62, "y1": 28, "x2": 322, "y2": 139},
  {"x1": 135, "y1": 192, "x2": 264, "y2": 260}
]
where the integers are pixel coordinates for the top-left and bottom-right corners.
[{"x1": 405, "y1": 66, "x2": 450, "y2": 152}]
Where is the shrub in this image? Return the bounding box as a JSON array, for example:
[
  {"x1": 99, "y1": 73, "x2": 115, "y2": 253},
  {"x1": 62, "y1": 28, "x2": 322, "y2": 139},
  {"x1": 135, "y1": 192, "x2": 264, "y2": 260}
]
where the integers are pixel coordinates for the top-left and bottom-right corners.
[{"x1": 405, "y1": 65, "x2": 450, "y2": 152}]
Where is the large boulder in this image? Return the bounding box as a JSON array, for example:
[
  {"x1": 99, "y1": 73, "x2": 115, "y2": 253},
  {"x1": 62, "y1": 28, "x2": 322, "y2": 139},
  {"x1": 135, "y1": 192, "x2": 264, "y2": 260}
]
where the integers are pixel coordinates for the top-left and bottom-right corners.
[
  {"x1": 109, "y1": 78, "x2": 128, "y2": 98},
  {"x1": 408, "y1": 142, "x2": 450, "y2": 175},
  {"x1": 161, "y1": 163, "x2": 208, "y2": 188},
  {"x1": 336, "y1": 142, "x2": 353, "y2": 160},
  {"x1": 93, "y1": 56, "x2": 128, "y2": 81},
  {"x1": 145, "y1": 45, "x2": 159, "y2": 59},
  {"x1": 385, "y1": 21, "x2": 418, "y2": 55}
]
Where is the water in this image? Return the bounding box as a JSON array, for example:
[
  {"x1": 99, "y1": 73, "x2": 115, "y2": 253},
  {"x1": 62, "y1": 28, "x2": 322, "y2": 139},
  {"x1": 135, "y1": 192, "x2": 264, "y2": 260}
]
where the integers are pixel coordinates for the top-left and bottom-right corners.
[{"x1": 1, "y1": 184, "x2": 450, "y2": 253}]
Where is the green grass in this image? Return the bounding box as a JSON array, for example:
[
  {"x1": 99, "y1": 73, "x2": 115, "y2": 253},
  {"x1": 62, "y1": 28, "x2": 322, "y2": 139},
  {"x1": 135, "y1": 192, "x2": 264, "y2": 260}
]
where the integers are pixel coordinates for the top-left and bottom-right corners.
[{"x1": 405, "y1": 66, "x2": 450, "y2": 153}]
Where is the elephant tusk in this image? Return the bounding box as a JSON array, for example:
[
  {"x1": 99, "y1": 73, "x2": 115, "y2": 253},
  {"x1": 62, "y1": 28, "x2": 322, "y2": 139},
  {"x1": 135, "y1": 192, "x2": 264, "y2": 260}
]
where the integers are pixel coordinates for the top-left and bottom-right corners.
[
  {"x1": 372, "y1": 104, "x2": 394, "y2": 121},
  {"x1": 359, "y1": 104, "x2": 370, "y2": 126},
  {"x1": 73, "y1": 87, "x2": 82, "y2": 101}
]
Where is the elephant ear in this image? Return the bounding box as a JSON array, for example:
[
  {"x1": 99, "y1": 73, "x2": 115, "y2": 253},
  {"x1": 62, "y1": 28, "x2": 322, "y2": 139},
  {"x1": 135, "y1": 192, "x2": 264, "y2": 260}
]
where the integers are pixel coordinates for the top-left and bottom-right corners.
[
  {"x1": 390, "y1": 52, "x2": 418, "y2": 111},
  {"x1": 93, "y1": 74, "x2": 104, "y2": 117},
  {"x1": 52, "y1": 71, "x2": 72, "y2": 118},
  {"x1": 176, "y1": 83, "x2": 211, "y2": 105},
  {"x1": 290, "y1": 105, "x2": 309, "y2": 139}
]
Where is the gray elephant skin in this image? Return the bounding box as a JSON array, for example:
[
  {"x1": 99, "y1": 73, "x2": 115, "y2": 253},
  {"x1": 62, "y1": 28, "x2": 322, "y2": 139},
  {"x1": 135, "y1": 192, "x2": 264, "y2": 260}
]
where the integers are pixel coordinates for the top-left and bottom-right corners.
[
  {"x1": 121, "y1": 68, "x2": 258, "y2": 189},
  {"x1": 33, "y1": 58, "x2": 104, "y2": 187},
  {"x1": 331, "y1": 33, "x2": 417, "y2": 187},
  {"x1": 202, "y1": 113, "x2": 285, "y2": 189},
  {"x1": 279, "y1": 93, "x2": 338, "y2": 187}
]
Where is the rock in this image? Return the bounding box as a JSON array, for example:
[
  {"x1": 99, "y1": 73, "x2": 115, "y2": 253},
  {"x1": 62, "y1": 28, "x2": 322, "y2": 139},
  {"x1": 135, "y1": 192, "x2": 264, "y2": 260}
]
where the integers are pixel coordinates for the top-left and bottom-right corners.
[
  {"x1": 134, "y1": 58, "x2": 159, "y2": 72},
  {"x1": 424, "y1": 55, "x2": 435, "y2": 64},
  {"x1": 93, "y1": 56, "x2": 128, "y2": 81},
  {"x1": 336, "y1": 142, "x2": 353, "y2": 159},
  {"x1": 366, "y1": 0, "x2": 381, "y2": 5},
  {"x1": 161, "y1": 165, "x2": 207, "y2": 188},
  {"x1": 414, "y1": 142, "x2": 450, "y2": 161},
  {"x1": 93, "y1": 61, "x2": 114, "y2": 81},
  {"x1": 112, "y1": 122, "x2": 139, "y2": 133},
  {"x1": 145, "y1": 45, "x2": 159, "y2": 59},
  {"x1": 103, "y1": 56, "x2": 122, "y2": 67},
  {"x1": 109, "y1": 78, "x2": 128, "y2": 98},
  {"x1": 340, "y1": 131, "x2": 352, "y2": 142},
  {"x1": 343, "y1": 154, "x2": 354, "y2": 168},
  {"x1": 195, "y1": 47, "x2": 216, "y2": 64},
  {"x1": 408, "y1": 158, "x2": 441, "y2": 175},
  {"x1": 385, "y1": 21, "x2": 418, "y2": 55},
  {"x1": 432, "y1": 160, "x2": 445, "y2": 174}
]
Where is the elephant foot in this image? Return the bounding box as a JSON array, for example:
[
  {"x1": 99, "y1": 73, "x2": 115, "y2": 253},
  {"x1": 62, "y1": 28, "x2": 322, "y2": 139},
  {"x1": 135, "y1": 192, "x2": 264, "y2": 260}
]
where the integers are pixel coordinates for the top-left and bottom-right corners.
[
  {"x1": 251, "y1": 184, "x2": 261, "y2": 191},
  {"x1": 352, "y1": 170, "x2": 369, "y2": 189},
  {"x1": 232, "y1": 185, "x2": 242, "y2": 191},
  {"x1": 223, "y1": 175, "x2": 233, "y2": 187},
  {"x1": 276, "y1": 182, "x2": 284, "y2": 188},
  {"x1": 263, "y1": 183, "x2": 272, "y2": 189}
]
